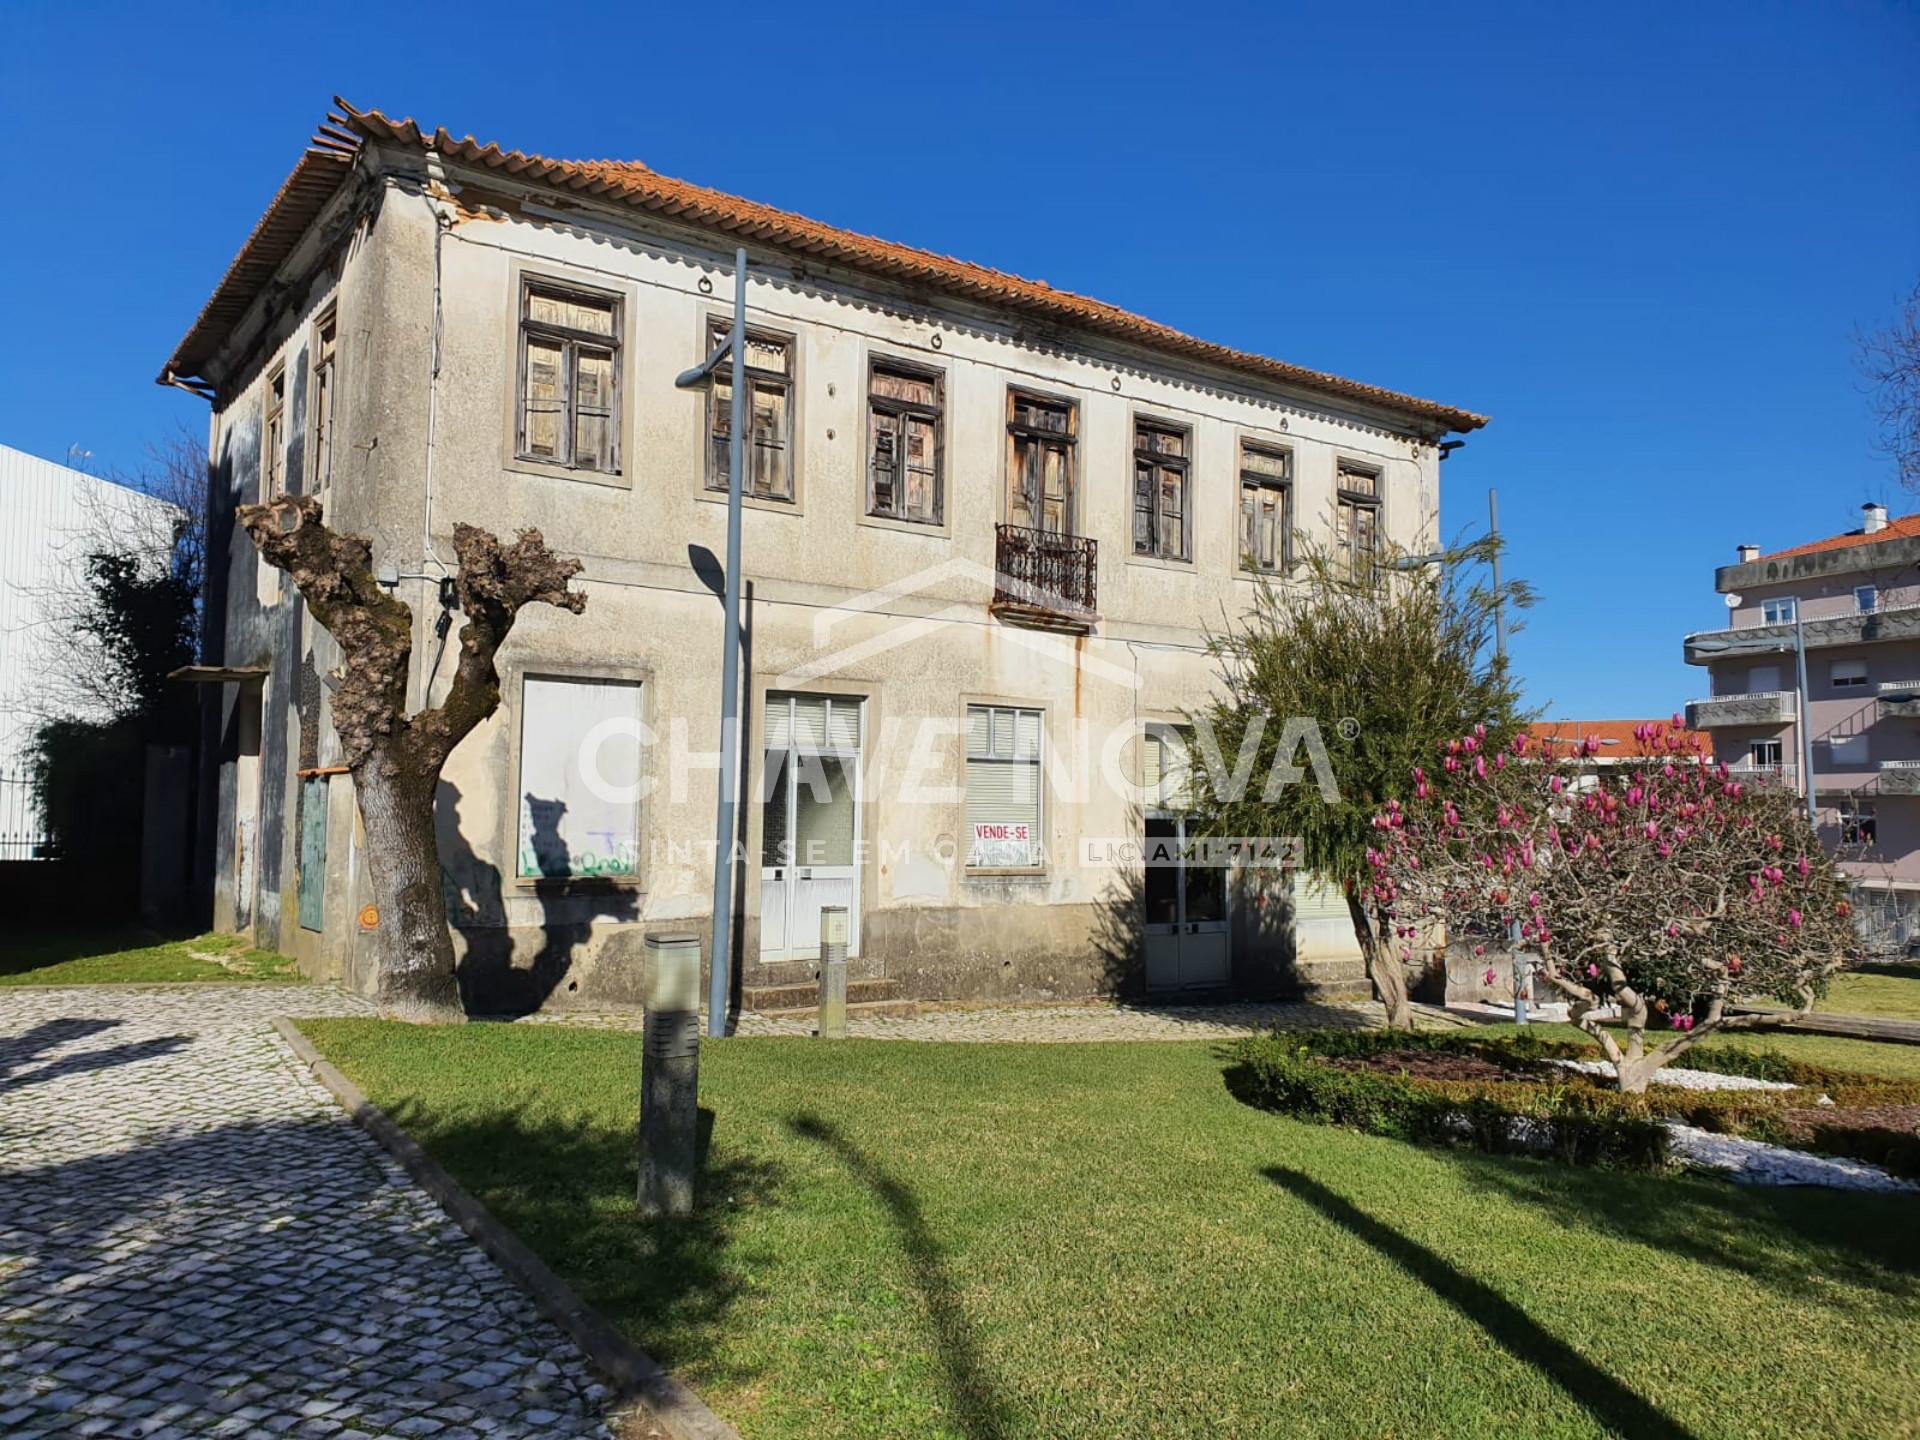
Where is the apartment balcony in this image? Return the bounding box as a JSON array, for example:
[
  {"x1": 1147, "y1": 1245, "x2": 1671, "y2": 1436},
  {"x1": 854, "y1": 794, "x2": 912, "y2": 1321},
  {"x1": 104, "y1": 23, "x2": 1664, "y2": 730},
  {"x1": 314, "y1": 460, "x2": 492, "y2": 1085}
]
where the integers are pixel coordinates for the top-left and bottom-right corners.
[
  {"x1": 1877, "y1": 760, "x2": 1920, "y2": 796},
  {"x1": 1879, "y1": 680, "x2": 1920, "y2": 719},
  {"x1": 1724, "y1": 761, "x2": 1799, "y2": 790},
  {"x1": 1684, "y1": 602, "x2": 1920, "y2": 664},
  {"x1": 991, "y1": 524, "x2": 1099, "y2": 632},
  {"x1": 1685, "y1": 691, "x2": 1797, "y2": 729}
]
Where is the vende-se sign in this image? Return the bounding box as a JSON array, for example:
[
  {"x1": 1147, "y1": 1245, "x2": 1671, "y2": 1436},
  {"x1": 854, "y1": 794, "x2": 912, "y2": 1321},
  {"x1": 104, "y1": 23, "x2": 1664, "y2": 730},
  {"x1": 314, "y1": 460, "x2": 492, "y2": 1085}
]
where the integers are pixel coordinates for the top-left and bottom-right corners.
[{"x1": 972, "y1": 822, "x2": 1031, "y2": 842}]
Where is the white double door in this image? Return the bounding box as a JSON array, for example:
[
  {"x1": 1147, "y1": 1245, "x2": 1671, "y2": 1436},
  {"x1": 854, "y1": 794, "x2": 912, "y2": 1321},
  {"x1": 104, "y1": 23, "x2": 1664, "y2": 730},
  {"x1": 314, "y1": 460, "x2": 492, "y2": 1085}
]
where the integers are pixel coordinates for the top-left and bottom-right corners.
[
  {"x1": 759, "y1": 693, "x2": 863, "y2": 961},
  {"x1": 1142, "y1": 812, "x2": 1230, "y2": 992}
]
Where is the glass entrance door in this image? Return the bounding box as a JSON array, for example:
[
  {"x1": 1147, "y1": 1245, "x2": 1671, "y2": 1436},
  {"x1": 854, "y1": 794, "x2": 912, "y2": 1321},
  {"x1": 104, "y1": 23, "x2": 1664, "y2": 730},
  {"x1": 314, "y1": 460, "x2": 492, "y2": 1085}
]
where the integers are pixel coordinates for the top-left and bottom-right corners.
[
  {"x1": 760, "y1": 693, "x2": 863, "y2": 960},
  {"x1": 1142, "y1": 812, "x2": 1230, "y2": 993}
]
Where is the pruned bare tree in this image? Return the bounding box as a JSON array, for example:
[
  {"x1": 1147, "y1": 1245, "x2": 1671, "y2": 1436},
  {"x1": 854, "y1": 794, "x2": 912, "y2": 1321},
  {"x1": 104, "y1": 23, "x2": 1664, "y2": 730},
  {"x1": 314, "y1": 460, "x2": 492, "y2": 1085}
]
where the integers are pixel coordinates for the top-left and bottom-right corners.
[
  {"x1": 237, "y1": 496, "x2": 585, "y2": 1021},
  {"x1": 1860, "y1": 281, "x2": 1920, "y2": 494}
]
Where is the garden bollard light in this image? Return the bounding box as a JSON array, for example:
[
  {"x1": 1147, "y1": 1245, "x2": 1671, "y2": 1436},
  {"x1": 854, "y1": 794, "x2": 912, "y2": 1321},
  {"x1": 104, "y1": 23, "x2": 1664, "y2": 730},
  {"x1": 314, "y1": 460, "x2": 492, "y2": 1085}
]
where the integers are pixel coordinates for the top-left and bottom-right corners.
[
  {"x1": 819, "y1": 905, "x2": 848, "y2": 1040},
  {"x1": 638, "y1": 931, "x2": 702, "y2": 1217}
]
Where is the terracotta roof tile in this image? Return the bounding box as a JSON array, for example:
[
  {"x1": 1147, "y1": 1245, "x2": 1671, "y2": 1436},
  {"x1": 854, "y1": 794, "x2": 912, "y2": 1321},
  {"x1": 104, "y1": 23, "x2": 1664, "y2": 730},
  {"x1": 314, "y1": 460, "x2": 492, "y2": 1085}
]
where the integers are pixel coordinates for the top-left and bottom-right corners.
[
  {"x1": 163, "y1": 101, "x2": 1488, "y2": 434},
  {"x1": 1757, "y1": 514, "x2": 1920, "y2": 563},
  {"x1": 1527, "y1": 719, "x2": 1703, "y2": 756}
]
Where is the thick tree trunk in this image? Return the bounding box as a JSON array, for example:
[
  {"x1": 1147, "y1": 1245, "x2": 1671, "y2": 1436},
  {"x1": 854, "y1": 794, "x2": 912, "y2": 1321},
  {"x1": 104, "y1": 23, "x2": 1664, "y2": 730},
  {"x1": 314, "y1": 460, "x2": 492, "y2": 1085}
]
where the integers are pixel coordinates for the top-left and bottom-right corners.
[
  {"x1": 237, "y1": 497, "x2": 583, "y2": 1024},
  {"x1": 356, "y1": 744, "x2": 463, "y2": 1023},
  {"x1": 1347, "y1": 888, "x2": 1413, "y2": 1029}
]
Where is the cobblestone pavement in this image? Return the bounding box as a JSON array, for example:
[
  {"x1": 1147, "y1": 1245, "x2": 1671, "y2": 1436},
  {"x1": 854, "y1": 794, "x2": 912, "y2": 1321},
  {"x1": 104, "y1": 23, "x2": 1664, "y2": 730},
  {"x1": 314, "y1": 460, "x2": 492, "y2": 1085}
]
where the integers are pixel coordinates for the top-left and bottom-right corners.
[
  {"x1": 0, "y1": 985, "x2": 621, "y2": 1440},
  {"x1": 526, "y1": 998, "x2": 1459, "y2": 1042}
]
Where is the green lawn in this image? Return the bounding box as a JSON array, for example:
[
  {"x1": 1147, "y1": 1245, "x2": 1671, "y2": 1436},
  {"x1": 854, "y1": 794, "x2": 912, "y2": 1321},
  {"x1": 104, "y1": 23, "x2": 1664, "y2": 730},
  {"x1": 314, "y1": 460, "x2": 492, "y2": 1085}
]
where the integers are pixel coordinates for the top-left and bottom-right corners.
[
  {"x1": 1823, "y1": 963, "x2": 1920, "y2": 1021},
  {"x1": 302, "y1": 1021, "x2": 1920, "y2": 1440},
  {"x1": 1, "y1": 928, "x2": 300, "y2": 985}
]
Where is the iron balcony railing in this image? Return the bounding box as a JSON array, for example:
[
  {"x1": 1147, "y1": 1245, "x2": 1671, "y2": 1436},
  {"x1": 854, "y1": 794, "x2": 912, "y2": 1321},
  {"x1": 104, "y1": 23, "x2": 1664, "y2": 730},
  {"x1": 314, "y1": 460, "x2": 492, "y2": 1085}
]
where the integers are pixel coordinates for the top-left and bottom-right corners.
[{"x1": 993, "y1": 524, "x2": 1098, "y2": 619}]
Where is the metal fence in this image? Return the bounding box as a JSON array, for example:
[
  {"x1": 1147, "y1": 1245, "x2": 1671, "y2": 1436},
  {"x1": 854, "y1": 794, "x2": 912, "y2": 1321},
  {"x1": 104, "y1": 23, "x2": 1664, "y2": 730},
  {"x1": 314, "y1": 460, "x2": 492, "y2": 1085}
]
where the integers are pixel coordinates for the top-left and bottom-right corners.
[{"x1": 0, "y1": 767, "x2": 50, "y2": 860}]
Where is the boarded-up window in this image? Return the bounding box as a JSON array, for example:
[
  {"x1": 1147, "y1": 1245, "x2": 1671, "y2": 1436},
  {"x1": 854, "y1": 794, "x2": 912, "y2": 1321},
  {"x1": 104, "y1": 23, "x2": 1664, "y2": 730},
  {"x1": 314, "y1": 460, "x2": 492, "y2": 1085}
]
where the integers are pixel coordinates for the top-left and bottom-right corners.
[
  {"x1": 708, "y1": 322, "x2": 794, "y2": 500},
  {"x1": 1132, "y1": 419, "x2": 1190, "y2": 560},
  {"x1": 262, "y1": 367, "x2": 286, "y2": 500},
  {"x1": 966, "y1": 704, "x2": 1043, "y2": 868},
  {"x1": 1239, "y1": 442, "x2": 1291, "y2": 572},
  {"x1": 1007, "y1": 391, "x2": 1077, "y2": 534},
  {"x1": 518, "y1": 280, "x2": 621, "y2": 473},
  {"x1": 516, "y1": 675, "x2": 644, "y2": 880},
  {"x1": 1335, "y1": 463, "x2": 1380, "y2": 572},
  {"x1": 310, "y1": 312, "x2": 338, "y2": 494},
  {"x1": 868, "y1": 360, "x2": 943, "y2": 523}
]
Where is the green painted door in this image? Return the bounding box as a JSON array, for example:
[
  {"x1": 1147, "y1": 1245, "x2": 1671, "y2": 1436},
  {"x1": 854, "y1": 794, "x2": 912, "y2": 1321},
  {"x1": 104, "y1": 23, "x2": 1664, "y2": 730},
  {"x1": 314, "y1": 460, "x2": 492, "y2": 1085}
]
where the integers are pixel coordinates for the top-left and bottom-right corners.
[{"x1": 297, "y1": 776, "x2": 329, "y2": 932}]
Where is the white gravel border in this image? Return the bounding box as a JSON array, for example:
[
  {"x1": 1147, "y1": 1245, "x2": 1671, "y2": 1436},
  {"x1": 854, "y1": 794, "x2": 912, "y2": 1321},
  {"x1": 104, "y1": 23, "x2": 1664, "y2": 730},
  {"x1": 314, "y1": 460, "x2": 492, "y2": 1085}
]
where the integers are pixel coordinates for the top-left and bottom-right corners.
[
  {"x1": 1667, "y1": 1125, "x2": 1918, "y2": 1191},
  {"x1": 1547, "y1": 1058, "x2": 1797, "y2": 1092}
]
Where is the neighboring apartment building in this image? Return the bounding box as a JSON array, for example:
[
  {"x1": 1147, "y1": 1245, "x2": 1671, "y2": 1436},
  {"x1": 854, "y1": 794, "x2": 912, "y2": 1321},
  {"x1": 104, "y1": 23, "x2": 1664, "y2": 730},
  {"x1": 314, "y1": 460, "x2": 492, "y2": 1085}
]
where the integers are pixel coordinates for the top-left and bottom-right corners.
[
  {"x1": 0, "y1": 443, "x2": 175, "y2": 859},
  {"x1": 1685, "y1": 503, "x2": 1920, "y2": 949},
  {"x1": 161, "y1": 103, "x2": 1486, "y2": 1013}
]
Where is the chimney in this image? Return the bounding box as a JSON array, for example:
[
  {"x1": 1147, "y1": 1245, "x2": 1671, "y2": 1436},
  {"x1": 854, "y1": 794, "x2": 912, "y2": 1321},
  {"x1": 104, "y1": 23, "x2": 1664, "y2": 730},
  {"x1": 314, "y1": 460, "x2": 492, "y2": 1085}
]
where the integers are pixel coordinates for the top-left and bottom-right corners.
[
  {"x1": 1864, "y1": 502, "x2": 1888, "y2": 535},
  {"x1": 1737, "y1": 544, "x2": 1759, "y2": 564}
]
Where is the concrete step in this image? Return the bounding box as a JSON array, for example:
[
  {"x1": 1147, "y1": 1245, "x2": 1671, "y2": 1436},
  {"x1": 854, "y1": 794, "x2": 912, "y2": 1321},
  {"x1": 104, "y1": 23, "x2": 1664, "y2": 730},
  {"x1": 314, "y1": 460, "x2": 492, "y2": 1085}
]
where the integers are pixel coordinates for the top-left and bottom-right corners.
[
  {"x1": 1294, "y1": 959, "x2": 1372, "y2": 1001},
  {"x1": 742, "y1": 977, "x2": 902, "y2": 1012}
]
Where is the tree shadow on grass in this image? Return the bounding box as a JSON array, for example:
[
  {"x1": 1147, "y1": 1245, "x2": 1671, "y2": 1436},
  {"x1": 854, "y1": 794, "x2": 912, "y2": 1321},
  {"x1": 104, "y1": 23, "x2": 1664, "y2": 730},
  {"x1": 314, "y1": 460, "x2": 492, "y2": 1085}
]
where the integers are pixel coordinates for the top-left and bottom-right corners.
[
  {"x1": 1264, "y1": 1166, "x2": 1697, "y2": 1440},
  {"x1": 380, "y1": 1097, "x2": 781, "y2": 1383},
  {"x1": 789, "y1": 1112, "x2": 1010, "y2": 1440},
  {"x1": 1444, "y1": 1148, "x2": 1920, "y2": 1301}
]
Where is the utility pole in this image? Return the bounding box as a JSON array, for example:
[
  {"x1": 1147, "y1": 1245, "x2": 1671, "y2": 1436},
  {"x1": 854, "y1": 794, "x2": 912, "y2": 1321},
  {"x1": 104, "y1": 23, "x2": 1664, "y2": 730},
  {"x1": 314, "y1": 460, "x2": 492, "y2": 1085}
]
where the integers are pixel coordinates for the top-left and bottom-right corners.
[
  {"x1": 1488, "y1": 487, "x2": 1507, "y2": 665},
  {"x1": 675, "y1": 248, "x2": 749, "y2": 1038}
]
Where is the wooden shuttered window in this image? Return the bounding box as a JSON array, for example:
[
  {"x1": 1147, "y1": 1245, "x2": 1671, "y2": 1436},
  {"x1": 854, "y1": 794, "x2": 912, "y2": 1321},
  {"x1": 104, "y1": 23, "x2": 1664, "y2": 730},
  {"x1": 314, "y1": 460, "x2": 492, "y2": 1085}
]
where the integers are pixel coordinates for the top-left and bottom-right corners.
[
  {"x1": 1132, "y1": 419, "x2": 1190, "y2": 561},
  {"x1": 1239, "y1": 442, "x2": 1291, "y2": 572},
  {"x1": 868, "y1": 361, "x2": 943, "y2": 524}
]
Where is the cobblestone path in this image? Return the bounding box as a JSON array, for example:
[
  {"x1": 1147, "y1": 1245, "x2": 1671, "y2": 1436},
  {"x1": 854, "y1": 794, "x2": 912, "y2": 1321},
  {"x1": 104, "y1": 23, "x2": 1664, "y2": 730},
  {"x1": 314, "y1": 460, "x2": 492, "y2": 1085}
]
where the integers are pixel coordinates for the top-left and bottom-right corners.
[{"x1": 0, "y1": 985, "x2": 621, "y2": 1440}]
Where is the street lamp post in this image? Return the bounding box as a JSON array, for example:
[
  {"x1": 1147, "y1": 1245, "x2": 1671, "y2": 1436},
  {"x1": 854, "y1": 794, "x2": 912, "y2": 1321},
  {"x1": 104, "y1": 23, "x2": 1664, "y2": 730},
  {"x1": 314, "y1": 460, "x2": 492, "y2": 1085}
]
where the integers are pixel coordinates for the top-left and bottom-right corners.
[{"x1": 675, "y1": 247, "x2": 749, "y2": 1038}]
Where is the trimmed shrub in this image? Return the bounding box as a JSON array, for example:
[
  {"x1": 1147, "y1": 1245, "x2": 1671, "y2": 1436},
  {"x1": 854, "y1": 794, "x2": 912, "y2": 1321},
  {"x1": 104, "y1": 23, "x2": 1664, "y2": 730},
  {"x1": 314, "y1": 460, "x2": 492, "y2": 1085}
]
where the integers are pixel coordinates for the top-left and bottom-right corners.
[{"x1": 1229, "y1": 1033, "x2": 1670, "y2": 1169}]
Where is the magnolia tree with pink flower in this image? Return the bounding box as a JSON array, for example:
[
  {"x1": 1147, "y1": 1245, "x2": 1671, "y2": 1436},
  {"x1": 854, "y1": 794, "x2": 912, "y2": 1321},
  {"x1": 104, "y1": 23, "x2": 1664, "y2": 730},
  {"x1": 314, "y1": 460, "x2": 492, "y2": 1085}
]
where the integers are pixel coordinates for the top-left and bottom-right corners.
[{"x1": 1366, "y1": 719, "x2": 1857, "y2": 1092}]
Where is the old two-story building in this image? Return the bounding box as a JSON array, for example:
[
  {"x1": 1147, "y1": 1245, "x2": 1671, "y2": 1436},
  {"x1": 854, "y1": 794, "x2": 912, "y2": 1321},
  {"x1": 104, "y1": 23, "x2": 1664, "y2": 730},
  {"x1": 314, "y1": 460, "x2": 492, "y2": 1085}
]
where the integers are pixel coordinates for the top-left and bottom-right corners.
[
  {"x1": 162, "y1": 103, "x2": 1486, "y2": 1015},
  {"x1": 1685, "y1": 503, "x2": 1920, "y2": 950}
]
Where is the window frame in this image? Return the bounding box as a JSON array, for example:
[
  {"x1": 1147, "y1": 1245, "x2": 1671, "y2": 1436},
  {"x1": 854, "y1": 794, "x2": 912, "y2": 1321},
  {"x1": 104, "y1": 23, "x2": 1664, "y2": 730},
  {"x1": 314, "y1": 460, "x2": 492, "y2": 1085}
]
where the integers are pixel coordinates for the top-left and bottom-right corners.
[
  {"x1": 962, "y1": 698, "x2": 1048, "y2": 875},
  {"x1": 1334, "y1": 459, "x2": 1383, "y2": 573},
  {"x1": 1747, "y1": 739, "x2": 1784, "y2": 771},
  {"x1": 1003, "y1": 387, "x2": 1080, "y2": 536},
  {"x1": 1830, "y1": 732, "x2": 1870, "y2": 767},
  {"x1": 1129, "y1": 414, "x2": 1193, "y2": 564},
  {"x1": 1856, "y1": 584, "x2": 1879, "y2": 614},
  {"x1": 309, "y1": 307, "x2": 339, "y2": 497},
  {"x1": 262, "y1": 364, "x2": 286, "y2": 501},
  {"x1": 703, "y1": 315, "x2": 797, "y2": 505},
  {"x1": 1840, "y1": 798, "x2": 1878, "y2": 847},
  {"x1": 1761, "y1": 596, "x2": 1798, "y2": 625},
  {"x1": 514, "y1": 274, "x2": 624, "y2": 477},
  {"x1": 499, "y1": 659, "x2": 653, "y2": 893},
  {"x1": 1831, "y1": 659, "x2": 1870, "y2": 690},
  {"x1": 863, "y1": 353, "x2": 946, "y2": 528},
  {"x1": 1237, "y1": 437, "x2": 1294, "y2": 575}
]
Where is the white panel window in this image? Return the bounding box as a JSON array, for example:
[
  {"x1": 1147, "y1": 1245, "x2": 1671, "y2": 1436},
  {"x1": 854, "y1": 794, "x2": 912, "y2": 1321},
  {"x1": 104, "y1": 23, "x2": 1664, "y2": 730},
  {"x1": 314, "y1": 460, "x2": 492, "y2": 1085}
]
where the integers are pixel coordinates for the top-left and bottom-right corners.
[
  {"x1": 1830, "y1": 733, "x2": 1870, "y2": 767},
  {"x1": 1143, "y1": 726, "x2": 1193, "y2": 810},
  {"x1": 966, "y1": 704, "x2": 1043, "y2": 868},
  {"x1": 1747, "y1": 664, "x2": 1782, "y2": 693},
  {"x1": 1761, "y1": 597, "x2": 1797, "y2": 625},
  {"x1": 517, "y1": 675, "x2": 644, "y2": 880},
  {"x1": 1831, "y1": 660, "x2": 1869, "y2": 690}
]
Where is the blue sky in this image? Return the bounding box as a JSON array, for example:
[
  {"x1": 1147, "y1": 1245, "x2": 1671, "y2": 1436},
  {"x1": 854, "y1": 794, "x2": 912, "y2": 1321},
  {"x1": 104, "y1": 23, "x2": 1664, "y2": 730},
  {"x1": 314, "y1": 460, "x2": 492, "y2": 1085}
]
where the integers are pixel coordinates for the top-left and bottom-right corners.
[{"x1": 1, "y1": 1, "x2": 1914, "y2": 717}]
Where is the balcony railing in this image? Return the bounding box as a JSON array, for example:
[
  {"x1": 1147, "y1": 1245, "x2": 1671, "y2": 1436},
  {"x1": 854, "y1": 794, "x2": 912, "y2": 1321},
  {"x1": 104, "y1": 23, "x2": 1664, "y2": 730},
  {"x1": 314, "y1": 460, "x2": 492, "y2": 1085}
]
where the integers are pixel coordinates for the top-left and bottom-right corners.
[
  {"x1": 1685, "y1": 691, "x2": 1797, "y2": 728},
  {"x1": 1685, "y1": 601, "x2": 1920, "y2": 663},
  {"x1": 1879, "y1": 760, "x2": 1920, "y2": 796},
  {"x1": 992, "y1": 524, "x2": 1098, "y2": 628},
  {"x1": 1879, "y1": 680, "x2": 1920, "y2": 718}
]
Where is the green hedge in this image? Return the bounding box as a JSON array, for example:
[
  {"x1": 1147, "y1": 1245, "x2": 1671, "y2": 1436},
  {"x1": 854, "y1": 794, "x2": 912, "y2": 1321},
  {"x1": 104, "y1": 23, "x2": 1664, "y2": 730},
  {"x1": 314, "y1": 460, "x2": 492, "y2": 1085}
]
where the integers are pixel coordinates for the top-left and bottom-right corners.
[
  {"x1": 1228, "y1": 1033, "x2": 1671, "y2": 1169},
  {"x1": 1231, "y1": 1030, "x2": 1920, "y2": 1178}
]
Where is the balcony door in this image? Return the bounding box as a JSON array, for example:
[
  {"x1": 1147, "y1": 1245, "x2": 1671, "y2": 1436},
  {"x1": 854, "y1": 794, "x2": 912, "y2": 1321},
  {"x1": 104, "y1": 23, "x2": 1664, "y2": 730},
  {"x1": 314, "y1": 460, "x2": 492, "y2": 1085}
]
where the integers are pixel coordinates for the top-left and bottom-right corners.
[
  {"x1": 760, "y1": 693, "x2": 863, "y2": 962},
  {"x1": 1007, "y1": 390, "x2": 1078, "y2": 536}
]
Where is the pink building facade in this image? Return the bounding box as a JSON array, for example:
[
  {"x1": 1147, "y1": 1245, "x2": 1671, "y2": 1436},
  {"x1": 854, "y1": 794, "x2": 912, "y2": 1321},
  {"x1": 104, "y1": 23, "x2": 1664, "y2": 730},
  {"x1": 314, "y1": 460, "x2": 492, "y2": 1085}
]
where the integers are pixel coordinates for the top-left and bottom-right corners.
[{"x1": 1685, "y1": 503, "x2": 1920, "y2": 950}]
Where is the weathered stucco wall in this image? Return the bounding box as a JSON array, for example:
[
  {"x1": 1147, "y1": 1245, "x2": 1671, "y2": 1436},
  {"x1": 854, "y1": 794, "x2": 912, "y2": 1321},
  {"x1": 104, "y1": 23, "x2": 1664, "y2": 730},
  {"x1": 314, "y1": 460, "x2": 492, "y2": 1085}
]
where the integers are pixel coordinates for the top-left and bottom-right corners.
[{"x1": 199, "y1": 156, "x2": 1449, "y2": 1010}]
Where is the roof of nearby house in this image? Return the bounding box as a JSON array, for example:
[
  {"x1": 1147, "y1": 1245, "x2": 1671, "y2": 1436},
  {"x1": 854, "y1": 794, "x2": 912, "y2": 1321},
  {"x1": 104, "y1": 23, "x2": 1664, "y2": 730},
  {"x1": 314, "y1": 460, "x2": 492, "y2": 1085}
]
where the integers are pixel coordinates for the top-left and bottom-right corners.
[
  {"x1": 160, "y1": 100, "x2": 1489, "y2": 435},
  {"x1": 1526, "y1": 719, "x2": 1703, "y2": 757},
  {"x1": 1756, "y1": 513, "x2": 1920, "y2": 563}
]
